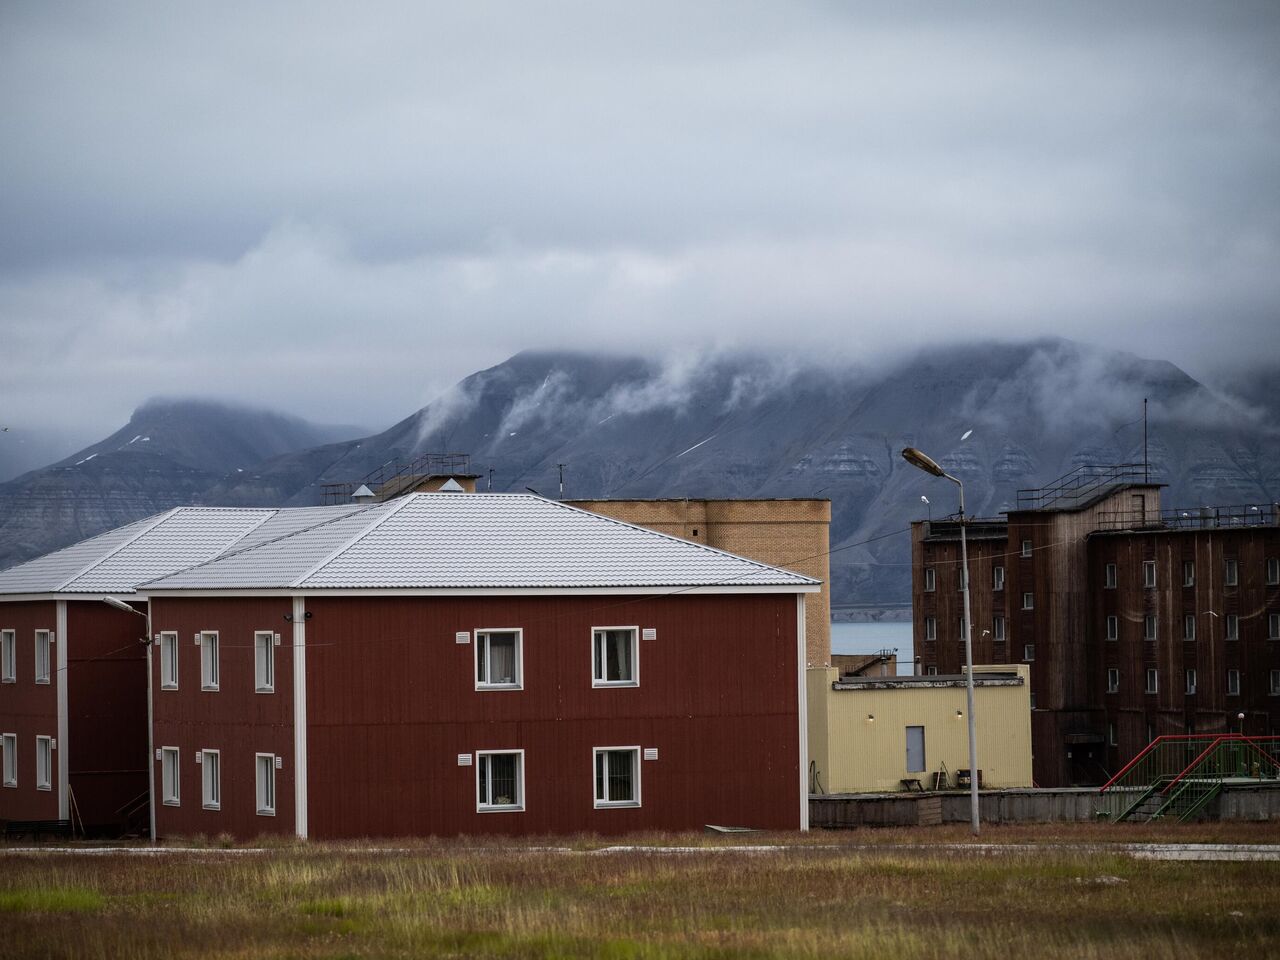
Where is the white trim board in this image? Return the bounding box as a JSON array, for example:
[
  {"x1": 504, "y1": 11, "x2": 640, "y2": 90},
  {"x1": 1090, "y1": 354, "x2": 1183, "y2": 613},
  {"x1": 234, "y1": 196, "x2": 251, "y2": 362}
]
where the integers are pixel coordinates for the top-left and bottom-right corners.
[{"x1": 140, "y1": 584, "x2": 821, "y2": 599}]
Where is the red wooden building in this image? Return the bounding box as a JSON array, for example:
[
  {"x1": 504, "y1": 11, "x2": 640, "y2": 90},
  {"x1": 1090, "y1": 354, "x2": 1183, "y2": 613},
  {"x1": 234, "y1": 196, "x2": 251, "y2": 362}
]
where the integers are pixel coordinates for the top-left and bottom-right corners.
[
  {"x1": 0, "y1": 504, "x2": 363, "y2": 833},
  {"x1": 140, "y1": 493, "x2": 818, "y2": 840}
]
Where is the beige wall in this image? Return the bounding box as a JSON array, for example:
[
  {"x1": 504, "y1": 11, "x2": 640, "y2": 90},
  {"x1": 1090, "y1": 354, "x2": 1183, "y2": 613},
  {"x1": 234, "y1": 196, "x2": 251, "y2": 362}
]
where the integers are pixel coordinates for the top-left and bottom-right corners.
[
  {"x1": 807, "y1": 665, "x2": 1034, "y2": 794},
  {"x1": 569, "y1": 498, "x2": 832, "y2": 666}
]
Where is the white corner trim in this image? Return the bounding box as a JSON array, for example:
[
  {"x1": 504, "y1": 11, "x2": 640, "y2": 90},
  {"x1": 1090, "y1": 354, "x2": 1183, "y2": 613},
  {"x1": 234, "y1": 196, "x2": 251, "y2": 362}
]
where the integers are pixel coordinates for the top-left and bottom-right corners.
[
  {"x1": 292, "y1": 596, "x2": 308, "y2": 839},
  {"x1": 796, "y1": 592, "x2": 809, "y2": 832},
  {"x1": 290, "y1": 496, "x2": 417, "y2": 588},
  {"x1": 56, "y1": 600, "x2": 69, "y2": 820}
]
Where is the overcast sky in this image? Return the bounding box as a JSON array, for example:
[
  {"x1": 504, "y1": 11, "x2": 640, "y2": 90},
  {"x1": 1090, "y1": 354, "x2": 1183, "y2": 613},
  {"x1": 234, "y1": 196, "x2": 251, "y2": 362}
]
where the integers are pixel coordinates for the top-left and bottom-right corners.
[{"x1": 2, "y1": 1, "x2": 1278, "y2": 447}]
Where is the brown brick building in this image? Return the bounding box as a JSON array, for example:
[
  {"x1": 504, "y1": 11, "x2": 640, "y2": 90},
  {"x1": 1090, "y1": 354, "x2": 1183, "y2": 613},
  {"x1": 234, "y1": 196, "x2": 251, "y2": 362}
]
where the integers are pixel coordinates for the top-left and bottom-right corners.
[{"x1": 912, "y1": 467, "x2": 1280, "y2": 787}]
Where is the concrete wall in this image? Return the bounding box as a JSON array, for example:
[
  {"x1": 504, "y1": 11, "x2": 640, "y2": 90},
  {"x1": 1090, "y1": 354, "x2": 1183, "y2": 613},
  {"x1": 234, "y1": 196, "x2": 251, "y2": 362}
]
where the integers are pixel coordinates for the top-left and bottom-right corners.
[
  {"x1": 570, "y1": 499, "x2": 832, "y2": 666},
  {"x1": 808, "y1": 665, "x2": 1034, "y2": 794}
]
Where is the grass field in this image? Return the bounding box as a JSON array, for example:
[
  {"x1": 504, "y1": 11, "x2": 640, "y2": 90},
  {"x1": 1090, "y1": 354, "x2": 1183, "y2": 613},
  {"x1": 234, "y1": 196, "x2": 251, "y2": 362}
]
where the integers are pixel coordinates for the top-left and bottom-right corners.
[{"x1": 2, "y1": 823, "x2": 1279, "y2": 959}]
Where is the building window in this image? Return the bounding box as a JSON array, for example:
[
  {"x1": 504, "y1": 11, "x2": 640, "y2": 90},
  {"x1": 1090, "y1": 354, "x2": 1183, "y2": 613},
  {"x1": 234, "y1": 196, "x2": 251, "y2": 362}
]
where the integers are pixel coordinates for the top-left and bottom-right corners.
[
  {"x1": 594, "y1": 747, "x2": 640, "y2": 807},
  {"x1": 592, "y1": 627, "x2": 638, "y2": 686},
  {"x1": 1270, "y1": 613, "x2": 1279, "y2": 640},
  {"x1": 160, "y1": 632, "x2": 179, "y2": 690},
  {"x1": 1107, "y1": 668, "x2": 1120, "y2": 693},
  {"x1": 1104, "y1": 563, "x2": 1117, "y2": 589},
  {"x1": 924, "y1": 666, "x2": 938, "y2": 676},
  {"x1": 1183, "y1": 615, "x2": 1196, "y2": 641},
  {"x1": 35, "y1": 736, "x2": 52, "y2": 791},
  {"x1": 1145, "y1": 668, "x2": 1158, "y2": 694},
  {"x1": 1023, "y1": 643, "x2": 1035, "y2": 662},
  {"x1": 993, "y1": 566, "x2": 1005, "y2": 591},
  {"x1": 476, "y1": 629, "x2": 523, "y2": 689},
  {"x1": 256, "y1": 754, "x2": 276, "y2": 815},
  {"x1": 1108, "y1": 723, "x2": 1118, "y2": 746},
  {"x1": 254, "y1": 632, "x2": 275, "y2": 693},
  {"x1": 161, "y1": 747, "x2": 180, "y2": 806},
  {"x1": 1185, "y1": 669, "x2": 1197, "y2": 695},
  {"x1": 1030, "y1": 693, "x2": 1037, "y2": 710},
  {"x1": 923, "y1": 567, "x2": 936, "y2": 592},
  {"x1": 1270, "y1": 670, "x2": 1280, "y2": 696},
  {"x1": 202, "y1": 749, "x2": 221, "y2": 810},
  {"x1": 958, "y1": 618, "x2": 968, "y2": 640},
  {"x1": 1, "y1": 630, "x2": 14, "y2": 683},
  {"x1": 1227, "y1": 670, "x2": 1241, "y2": 697},
  {"x1": 925, "y1": 617, "x2": 937, "y2": 641},
  {"x1": 34, "y1": 630, "x2": 51, "y2": 684},
  {"x1": 1144, "y1": 615, "x2": 1157, "y2": 642},
  {"x1": 1106, "y1": 615, "x2": 1118, "y2": 641},
  {"x1": 476, "y1": 750, "x2": 524, "y2": 812},
  {"x1": 1268, "y1": 557, "x2": 1279, "y2": 586},
  {"x1": 1143, "y1": 561, "x2": 1156, "y2": 589},
  {"x1": 993, "y1": 616, "x2": 1006, "y2": 641},
  {"x1": 199, "y1": 631, "x2": 219, "y2": 691},
  {"x1": 1225, "y1": 558, "x2": 1238, "y2": 587},
  {"x1": 905, "y1": 726, "x2": 926, "y2": 774},
  {"x1": 1022, "y1": 592, "x2": 1034, "y2": 611},
  {"x1": 1226, "y1": 614, "x2": 1239, "y2": 641},
  {"x1": 1021, "y1": 539, "x2": 1033, "y2": 558},
  {"x1": 957, "y1": 569, "x2": 966, "y2": 592},
  {"x1": 1, "y1": 733, "x2": 15, "y2": 787},
  {"x1": 1183, "y1": 560, "x2": 1195, "y2": 587}
]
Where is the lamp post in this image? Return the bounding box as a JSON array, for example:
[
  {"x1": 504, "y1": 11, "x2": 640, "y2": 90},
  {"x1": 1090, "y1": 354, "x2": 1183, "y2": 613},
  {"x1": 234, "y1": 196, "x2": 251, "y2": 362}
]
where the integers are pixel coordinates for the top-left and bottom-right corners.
[
  {"x1": 103, "y1": 596, "x2": 154, "y2": 842},
  {"x1": 902, "y1": 447, "x2": 980, "y2": 835}
]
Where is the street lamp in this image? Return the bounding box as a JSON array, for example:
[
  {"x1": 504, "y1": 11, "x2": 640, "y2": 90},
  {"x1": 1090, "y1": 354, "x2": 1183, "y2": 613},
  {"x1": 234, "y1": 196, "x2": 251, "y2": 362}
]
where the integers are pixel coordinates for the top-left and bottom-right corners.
[{"x1": 902, "y1": 447, "x2": 980, "y2": 836}]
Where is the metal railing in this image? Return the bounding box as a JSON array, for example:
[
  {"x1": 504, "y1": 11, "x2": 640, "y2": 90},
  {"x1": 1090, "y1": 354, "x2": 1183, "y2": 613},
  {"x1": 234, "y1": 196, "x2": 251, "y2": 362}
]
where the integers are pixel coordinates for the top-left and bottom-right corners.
[
  {"x1": 1016, "y1": 463, "x2": 1153, "y2": 511},
  {"x1": 321, "y1": 452, "x2": 472, "y2": 505},
  {"x1": 1095, "y1": 503, "x2": 1279, "y2": 532},
  {"x1": 1097, "y1": 735, "x2": 1280, "y2": 823}
]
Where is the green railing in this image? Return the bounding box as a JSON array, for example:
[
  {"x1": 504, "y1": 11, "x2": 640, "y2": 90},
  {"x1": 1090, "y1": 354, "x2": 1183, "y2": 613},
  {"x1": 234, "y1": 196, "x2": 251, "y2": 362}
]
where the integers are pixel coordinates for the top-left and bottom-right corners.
[{"x1": 1097, "y1": 735, "x2": 1280, "y2": 823}]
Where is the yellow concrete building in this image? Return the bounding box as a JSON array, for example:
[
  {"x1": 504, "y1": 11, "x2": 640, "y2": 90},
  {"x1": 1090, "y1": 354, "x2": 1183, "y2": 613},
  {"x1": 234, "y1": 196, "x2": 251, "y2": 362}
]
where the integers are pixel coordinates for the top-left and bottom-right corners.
[{"x1": 807, "y1": 665, "x2": 1034, "y2": 793}]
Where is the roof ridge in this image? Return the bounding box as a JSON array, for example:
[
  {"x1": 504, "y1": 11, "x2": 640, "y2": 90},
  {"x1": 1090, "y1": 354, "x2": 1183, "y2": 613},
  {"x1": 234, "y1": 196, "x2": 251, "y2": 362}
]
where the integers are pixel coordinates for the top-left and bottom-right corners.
[
  {"x1": 212, "y1": 509, "x2": 280, "y2": 556},
  {"x1": 539, "y1": 497, "x2": 821, "y2": 584},
  {"x1": 290, "y1": 496, "x2": 417, "y2": 588},
  {"x1": 54, "y1": 507, "x2": 180, "y2": 591}
]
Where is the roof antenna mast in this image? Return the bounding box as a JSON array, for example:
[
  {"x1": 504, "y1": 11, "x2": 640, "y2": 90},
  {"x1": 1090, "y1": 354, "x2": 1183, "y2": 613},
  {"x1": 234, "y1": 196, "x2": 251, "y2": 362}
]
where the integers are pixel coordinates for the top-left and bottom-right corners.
[{"x1": 557, "y1": 463, "x2": 566, "y2": 498}]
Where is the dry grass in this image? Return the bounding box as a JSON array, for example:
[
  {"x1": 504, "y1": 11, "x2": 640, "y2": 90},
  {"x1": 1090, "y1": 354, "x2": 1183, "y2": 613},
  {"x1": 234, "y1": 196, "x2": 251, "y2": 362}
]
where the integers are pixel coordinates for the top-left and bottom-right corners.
[{"x1": 2, "y1": 823, "x2": 1279, "y2": 959}]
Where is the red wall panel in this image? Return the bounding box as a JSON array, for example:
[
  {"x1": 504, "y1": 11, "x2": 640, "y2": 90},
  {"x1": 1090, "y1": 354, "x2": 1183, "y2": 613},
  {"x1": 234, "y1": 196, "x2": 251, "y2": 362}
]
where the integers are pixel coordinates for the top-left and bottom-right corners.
[{"x1": 0, "y1": 600, "x2": 59, "y2": 821}]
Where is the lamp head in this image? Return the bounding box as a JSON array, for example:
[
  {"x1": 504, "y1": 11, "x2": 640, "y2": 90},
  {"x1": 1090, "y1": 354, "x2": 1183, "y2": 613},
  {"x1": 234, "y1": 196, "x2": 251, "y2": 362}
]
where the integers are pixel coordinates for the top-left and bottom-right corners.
[
  {"x1": 902, "y1": 447, "x2": 946, "y2": 478},
  {"x1": 101, "y1": 596, "x2": 145, "y2": 617}
]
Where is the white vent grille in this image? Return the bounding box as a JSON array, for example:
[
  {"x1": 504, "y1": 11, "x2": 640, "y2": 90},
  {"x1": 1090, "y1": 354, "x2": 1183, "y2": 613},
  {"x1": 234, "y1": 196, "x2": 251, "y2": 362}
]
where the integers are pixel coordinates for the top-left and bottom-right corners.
[
  {"x1": 195, "y1": 752, "x2": 202, "y2": 764},
  {"x1": 274, "y1": 756, "x2": 283, "y2": 769},
  {"x1": 455, "y1": 631, "x2": 470, "y2": 644},
  {"x1": 273, "y1": 632, "x2": 282, "y2": 645},
  {"x1": 457, "y1": 753, "x2": 473, "y2": 766},
  {"x1": 194, "y1": 633, "x2": 202, "y2": 645},
  {"x1": 642, "y1": 628, "x2": 657, "y2": 641},
  {"x1": 643, "y1": 747, "x2": 658, "y2": 761}
]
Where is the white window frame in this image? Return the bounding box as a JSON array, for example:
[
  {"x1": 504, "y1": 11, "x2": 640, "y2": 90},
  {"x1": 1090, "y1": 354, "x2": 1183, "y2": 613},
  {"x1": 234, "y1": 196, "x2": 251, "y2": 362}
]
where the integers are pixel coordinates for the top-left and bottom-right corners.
[
  {"x1": 1023, "y1": 643, "x2": 1035, "y2": 662},
  {"x1": 1185, "y1": 669, "x2": 1197, "y2": 695},
  {"x1": 201, "y1": 749, "x2": 221, "y2": 810},
  {"x1": 1106, "y1": 615, "x2": 1118, "y2": 641},
  {"x1": 1107, "y1": 668, "x2": 1119, "y2": 693},
  {"x1": 256, "y1": 753, "x2": 276, "y2": 816},
  {"x1": 161, "y1": 746, "x2": 180, "y2": 806},
  {"x1": 0, "y1": 629, "x2": 14, "y2": 683},
  {"x1": 160, "y1": 632, "x2": 179, "y2": 690},
  {"x1": 1104, "y1": 563, "x2": 1117, "y2": 589},
  {"x1": 923, "y1": 567, "x2": 935, "y2": 592},
  {"x1": 992, "y1": 565, "x2": 1005, "y2": 592},
  {"x1": 592, "y1": 626, "x2": 639, "y2": 687},
  {"x1": 476, "y1": 749, "x2": 525, "y2": 812},
  {"x1": 593, "y1": 746, "x2": 641, "y2": 808},
  {"x1": 1021, "y1": 539, "x2": 1033, "y2": 558},
  {"x1": 475, "y1": 628, "x2": 524, "y2": 690},
  {"x1": 1145, "y1": 668, "x2": 1158, "y2": 694},
  {"x1": 1183, "y1": 615, "x2": 1196, "y2": 641},
  {"x1": 199, "y1": 631, "x2": 220, "y2": 691},
  {"x1": 1108, "y1": 722, "x2": 1118, "y2": 747},
  {"x1": 1022, "y1": 592, "x2": 1034, "y2": 611},
  {"x1": 34, "y1": 629, "x2": 51, "y2": 685},
  {"x1": 925, "y1": 617, "x2": 937, "y2": 641},
  {"x1": 2, "y1": 733, "x2": 17, "y2": 787},
  {"x1": 35, "y1": 735, "x2": 52, "y2": 791},
  {"x1": 254, "y1": 631, "x2": 275, "y2": 694},
  {"x1": 1143, "y1": 561, "x2": 1156, "y2": 589},
  {"x1": 924, "y1": 665, "x2": 938, "y2": 676},
  {"x1": 1270, "y1": 613, "x2": 1280, "y2": 641},
  {"x1": 1183, "y1": 560, "x2": 1195, "y2": 587},
  {"x1": 1144, "y1": 615, "x2": 1157, "y2": 642},
  {"x1": 1225, "y1": 558, "x2": 1239, "y2": 587},
  {"x1": 1227, "y1": 670, "x2": 1241, "y2": 697},
  {"x1": 993, "y1": 616, "x2": 1006, "y2": 642},
  {"x1": 1268, "y1": 557, "x2": 1279, "y2": 586},
  {"x1": 1226, "y1": 614, "x2": 1239, "y2": 641}
]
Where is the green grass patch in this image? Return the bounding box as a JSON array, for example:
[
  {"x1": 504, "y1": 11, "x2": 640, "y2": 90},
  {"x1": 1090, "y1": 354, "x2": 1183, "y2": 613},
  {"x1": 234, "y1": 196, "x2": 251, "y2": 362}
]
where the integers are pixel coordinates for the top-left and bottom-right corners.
[{"x1": 0, "y1": 887, "x2": 105, "y2": 913}]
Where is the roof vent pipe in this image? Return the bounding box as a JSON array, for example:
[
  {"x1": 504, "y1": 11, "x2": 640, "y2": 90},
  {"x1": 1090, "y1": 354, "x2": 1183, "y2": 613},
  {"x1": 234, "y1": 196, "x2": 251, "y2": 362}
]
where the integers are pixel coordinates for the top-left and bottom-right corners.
[
  {"x1": 439, "y1": 478, "x2": 464, "y2": 493},
  {"x1": 352, "y1": 484, "x2": 376, "y2": 503}
]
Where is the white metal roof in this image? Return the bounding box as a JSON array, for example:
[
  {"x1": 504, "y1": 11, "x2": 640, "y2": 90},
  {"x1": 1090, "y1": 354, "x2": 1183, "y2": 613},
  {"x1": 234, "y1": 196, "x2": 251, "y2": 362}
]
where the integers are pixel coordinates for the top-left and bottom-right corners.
[
  {"x1": 0, "y1": 504, "x2": 367, "y2": 596},
  {"x1": 142, "y1": 493, "x2": 820, "y2": 593}
]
